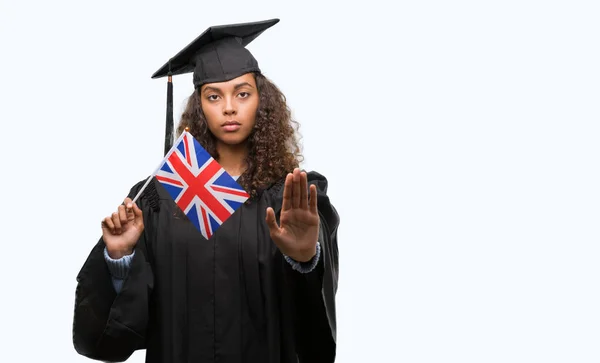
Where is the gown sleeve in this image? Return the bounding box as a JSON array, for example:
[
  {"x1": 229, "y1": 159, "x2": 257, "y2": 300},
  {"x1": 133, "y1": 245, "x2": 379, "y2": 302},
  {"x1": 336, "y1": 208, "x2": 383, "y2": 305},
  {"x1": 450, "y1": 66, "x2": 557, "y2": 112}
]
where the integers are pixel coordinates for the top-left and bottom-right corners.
[
  {"x1": 283, "y1": 171, "x2": 341, "y2": 363},
  {"x1": 72, "y1": 180, "x2": 155, "y2": 362}
]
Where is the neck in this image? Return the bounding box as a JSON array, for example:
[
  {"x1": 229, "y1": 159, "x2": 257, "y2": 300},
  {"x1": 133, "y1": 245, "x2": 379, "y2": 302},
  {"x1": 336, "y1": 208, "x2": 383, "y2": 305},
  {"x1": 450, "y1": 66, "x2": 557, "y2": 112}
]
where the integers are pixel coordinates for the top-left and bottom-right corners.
[{"x1": 216, "y1": 141, "x2": 248, "y2": 177}]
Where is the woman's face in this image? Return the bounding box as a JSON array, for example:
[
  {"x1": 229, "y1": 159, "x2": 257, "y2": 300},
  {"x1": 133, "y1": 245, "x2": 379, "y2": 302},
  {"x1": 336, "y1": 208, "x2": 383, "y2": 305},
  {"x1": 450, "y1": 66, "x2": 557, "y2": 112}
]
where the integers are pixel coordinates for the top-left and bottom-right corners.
[{"x1": 200, "y1": 73, "x2": 259, "y2": 145}]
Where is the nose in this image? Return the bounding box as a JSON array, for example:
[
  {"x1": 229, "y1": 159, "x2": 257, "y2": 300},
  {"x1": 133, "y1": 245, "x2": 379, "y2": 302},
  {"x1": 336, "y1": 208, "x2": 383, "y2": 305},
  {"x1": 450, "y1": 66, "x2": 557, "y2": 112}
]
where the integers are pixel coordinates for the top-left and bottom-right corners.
[{"x1": 223, "y1": 97, "x2": 236, "y2": 116}]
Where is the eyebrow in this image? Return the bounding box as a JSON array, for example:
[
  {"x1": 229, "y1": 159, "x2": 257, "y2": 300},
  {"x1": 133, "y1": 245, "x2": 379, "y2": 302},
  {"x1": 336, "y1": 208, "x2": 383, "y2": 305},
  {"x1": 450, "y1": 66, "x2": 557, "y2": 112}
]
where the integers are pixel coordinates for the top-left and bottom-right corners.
[
  {"x1": 233, "y1": 82, "x2": 254, "y2": 90},
  {"x1": 202, "y1": 82, "x2": 255, "y2": 94}
]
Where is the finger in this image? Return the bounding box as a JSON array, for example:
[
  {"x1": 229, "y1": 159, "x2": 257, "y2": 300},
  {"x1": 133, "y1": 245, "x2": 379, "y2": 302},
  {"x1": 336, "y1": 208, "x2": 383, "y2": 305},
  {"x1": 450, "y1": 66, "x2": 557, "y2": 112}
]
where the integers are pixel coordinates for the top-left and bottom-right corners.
[
  {"x1": 309, "y1": 184, "x2": 318, "y2": 214},
  {"x1": 118, "y1": 205, "x2": 128, "y2": 225},
  {"x1": 300, "y1": 171, "x2": 308, "y2": 209},
  {"x1": 131, "y1": 202, "x2": 144, "y2": 226},
  {"x1": 292, "y1": 168, "x2": 301, "y2": 208},
  {"x1": 123, "y1": 197, "x2": 134, "y2": 213},
  {"x1": 111, "y1": 212, "x2": 122, "y2": 234},
  {"x1": 124, "y1": 199, "x2": 135, "y2": 221},
  {"x1": 131, "y1": 201, "x2": 143, "y2": 217},
  {"x1": 103, "y1": 216, "x2": 115, "y2": 234},
  {"x1": 281, "y1": 173, "x2": 293, "y2": 211},
  {"x1": 265, "y1": 207, "x2": 279, "y2": 235},
  {"x1": 126, "y1": 206, "x2": 135, "y2": 221}
]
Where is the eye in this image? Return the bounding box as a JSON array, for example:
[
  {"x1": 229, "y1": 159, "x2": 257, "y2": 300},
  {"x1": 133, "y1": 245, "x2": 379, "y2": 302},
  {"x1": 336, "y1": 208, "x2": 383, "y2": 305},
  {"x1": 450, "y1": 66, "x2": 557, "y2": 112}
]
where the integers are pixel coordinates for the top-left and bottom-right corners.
[
  {"x1": 207, "y1": 94, "x2": 220, "y2": 101},
  {"x1": 238, "y1": 92, "x2": 250, "y2": 98}
]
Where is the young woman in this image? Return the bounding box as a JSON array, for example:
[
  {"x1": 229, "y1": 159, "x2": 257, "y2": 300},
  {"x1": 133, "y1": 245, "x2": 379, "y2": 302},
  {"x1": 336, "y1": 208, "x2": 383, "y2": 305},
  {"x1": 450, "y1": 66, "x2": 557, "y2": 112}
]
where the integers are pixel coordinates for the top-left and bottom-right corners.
[{"x1": 72, "y1": 19, "x2": 340, "y2": 363}]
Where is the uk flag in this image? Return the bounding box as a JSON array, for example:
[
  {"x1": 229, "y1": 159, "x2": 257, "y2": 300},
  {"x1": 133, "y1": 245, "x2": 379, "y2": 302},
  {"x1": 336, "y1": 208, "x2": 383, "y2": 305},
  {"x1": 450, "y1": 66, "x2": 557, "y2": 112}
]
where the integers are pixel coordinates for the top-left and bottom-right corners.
[{"x1": 154, "y1": 131, "x2": 250, "y2": 239}]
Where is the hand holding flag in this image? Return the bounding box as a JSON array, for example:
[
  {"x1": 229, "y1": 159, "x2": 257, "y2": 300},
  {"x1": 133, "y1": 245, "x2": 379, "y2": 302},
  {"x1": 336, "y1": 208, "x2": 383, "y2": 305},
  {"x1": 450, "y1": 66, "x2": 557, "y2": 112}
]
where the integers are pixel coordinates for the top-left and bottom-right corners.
[
  {"x1": 101, "y1": 197, "x2": 144, "y2": 259},
  {"x1": 266, "y1": 168, "x2": 320, "y2": 263}
]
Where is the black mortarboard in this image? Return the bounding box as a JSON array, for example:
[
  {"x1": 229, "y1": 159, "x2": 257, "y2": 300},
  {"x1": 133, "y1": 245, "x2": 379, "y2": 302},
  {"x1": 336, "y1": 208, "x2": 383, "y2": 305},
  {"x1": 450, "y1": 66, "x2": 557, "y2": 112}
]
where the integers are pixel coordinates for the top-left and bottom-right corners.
[{"x1": 151, "y1": 18, "x2": 280, "y2": 156}]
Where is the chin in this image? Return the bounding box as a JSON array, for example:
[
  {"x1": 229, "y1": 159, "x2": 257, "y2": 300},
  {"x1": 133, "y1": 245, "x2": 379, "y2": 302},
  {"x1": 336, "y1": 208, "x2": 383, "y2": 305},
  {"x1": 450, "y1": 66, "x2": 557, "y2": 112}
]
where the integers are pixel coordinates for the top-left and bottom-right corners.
[{"x1": 218, "y1": 133, "x2": 250, "y2": 145}]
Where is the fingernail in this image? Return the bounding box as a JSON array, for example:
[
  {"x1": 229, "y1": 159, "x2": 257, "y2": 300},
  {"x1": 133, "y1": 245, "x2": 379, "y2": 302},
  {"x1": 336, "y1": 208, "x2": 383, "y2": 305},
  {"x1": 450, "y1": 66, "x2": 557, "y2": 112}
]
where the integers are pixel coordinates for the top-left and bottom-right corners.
[{"x1": 127, "y1": 203, "x2": 132, "y2": 208}]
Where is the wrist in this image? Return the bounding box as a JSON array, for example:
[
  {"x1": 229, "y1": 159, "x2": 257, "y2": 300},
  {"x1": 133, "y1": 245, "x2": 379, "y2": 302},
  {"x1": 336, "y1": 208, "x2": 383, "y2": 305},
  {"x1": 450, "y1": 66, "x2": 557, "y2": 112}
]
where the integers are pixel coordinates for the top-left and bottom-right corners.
[
  {"x1": 284, "y1": 242, "x2": 321, "y2": 274},
  {"x1": 287, "y1": 244, "x2": 317, "y2": 263},
  {"x1": 106, "y1": 246, "x2": 134, "y2": 260}
]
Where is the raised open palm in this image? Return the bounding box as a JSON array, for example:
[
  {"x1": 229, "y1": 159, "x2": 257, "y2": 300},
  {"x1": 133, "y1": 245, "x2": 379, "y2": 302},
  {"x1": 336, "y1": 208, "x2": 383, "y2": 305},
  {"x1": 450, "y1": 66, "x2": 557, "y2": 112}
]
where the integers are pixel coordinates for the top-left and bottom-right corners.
[{"x1": 266, "y1": 168, "x2": 320, "y2": 262}]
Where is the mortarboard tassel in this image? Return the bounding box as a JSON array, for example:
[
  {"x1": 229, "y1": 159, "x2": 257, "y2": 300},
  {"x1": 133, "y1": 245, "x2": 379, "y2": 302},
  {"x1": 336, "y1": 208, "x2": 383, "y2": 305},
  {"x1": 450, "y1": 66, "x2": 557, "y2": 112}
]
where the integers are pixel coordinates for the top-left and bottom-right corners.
[{"x1": 164, "y1": 62, "x2": 174, "y2": 156}]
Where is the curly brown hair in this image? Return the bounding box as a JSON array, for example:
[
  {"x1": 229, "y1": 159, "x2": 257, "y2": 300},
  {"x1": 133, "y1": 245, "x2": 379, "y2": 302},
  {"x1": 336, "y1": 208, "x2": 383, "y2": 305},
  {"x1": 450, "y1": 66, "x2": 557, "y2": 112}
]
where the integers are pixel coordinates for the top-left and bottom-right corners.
[{"x1": 176, "y1": 72, "x2": 303, "y2": 198}]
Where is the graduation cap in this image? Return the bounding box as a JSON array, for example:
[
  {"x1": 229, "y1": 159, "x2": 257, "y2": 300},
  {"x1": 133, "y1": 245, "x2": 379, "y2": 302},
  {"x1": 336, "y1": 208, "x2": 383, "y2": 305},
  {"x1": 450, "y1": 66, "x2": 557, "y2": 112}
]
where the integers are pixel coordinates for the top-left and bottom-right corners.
[{"x1": 151, "y1": 18, "x2": 280, "y2": 156}]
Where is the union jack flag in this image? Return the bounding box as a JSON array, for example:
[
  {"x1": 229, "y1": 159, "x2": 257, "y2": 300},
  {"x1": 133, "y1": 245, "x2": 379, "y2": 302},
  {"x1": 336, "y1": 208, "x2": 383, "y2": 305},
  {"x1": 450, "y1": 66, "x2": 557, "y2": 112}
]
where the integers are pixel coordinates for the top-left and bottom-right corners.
[{"x1": 153, "y1": 131, "x2": 250, "y2": 239}]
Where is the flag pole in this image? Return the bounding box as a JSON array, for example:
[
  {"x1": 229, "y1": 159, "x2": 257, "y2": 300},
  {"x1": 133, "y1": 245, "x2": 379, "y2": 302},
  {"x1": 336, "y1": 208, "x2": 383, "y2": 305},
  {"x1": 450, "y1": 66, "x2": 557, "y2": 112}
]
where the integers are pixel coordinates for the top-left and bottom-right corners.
[
  {"x1": 131, "y1": 175, "x2": 154, "y2": 204},
  {"x1": 130, "y1": 128, "x2": 189, "y2": 204}
]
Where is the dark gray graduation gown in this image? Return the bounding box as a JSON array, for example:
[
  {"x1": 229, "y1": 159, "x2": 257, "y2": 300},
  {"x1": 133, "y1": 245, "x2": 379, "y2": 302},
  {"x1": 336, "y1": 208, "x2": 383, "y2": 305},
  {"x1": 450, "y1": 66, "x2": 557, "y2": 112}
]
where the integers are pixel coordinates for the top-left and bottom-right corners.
[{"x1": 72, "y1": 171, "x2": 340, "y2": 363}]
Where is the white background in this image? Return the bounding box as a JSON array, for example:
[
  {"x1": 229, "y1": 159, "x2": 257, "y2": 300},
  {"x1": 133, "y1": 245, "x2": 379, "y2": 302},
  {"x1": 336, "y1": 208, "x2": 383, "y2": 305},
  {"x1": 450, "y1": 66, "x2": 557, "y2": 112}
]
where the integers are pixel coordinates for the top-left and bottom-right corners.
[{"x1": 1, "y1": 0, "x2": 599, "y2": 362}]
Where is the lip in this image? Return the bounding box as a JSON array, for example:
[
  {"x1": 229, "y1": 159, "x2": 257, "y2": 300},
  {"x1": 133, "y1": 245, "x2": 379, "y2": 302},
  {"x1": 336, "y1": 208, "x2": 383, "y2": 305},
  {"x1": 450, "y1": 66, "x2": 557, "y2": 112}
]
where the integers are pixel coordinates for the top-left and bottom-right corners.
[{"x1": 222, "y1": 121, "x2": 241, "y2": 132}]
